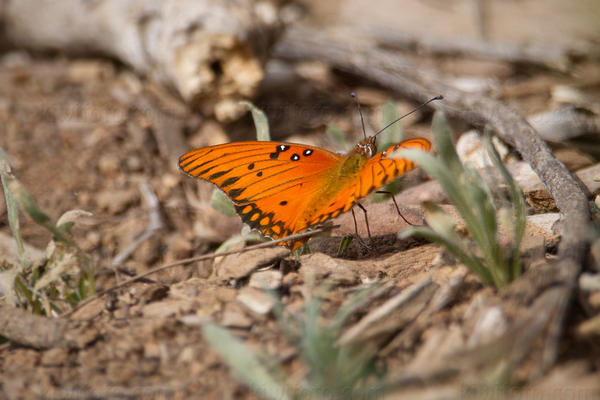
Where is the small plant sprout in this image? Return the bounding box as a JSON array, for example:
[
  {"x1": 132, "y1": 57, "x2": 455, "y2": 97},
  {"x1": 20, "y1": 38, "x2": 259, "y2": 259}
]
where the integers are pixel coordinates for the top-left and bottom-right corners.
[
  {"x1": 0, "y1": 148, "x2": 95, "y2": 314},
  {"x1": 395, "y1": 112, "x2": 526, "y2": 288},
  {"x1": 202, "y1": 283, "x2": 387, "y2": 400}
]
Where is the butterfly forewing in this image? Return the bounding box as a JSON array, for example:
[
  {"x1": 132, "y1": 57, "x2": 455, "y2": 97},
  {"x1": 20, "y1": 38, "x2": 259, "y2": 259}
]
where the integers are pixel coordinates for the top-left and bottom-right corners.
[{"x1": 179, "y1": 141, "x2": 342, "y2": 241}]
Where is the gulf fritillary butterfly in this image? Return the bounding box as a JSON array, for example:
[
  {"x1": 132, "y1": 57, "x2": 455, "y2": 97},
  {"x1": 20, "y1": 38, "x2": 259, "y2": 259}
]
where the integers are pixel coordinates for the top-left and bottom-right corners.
[
  {"x1": 180, "y1": 95, "x2": 441, "y2": 250},
  {"x1": 179, "y1": 136, "x2": 431, "y2": 250}
]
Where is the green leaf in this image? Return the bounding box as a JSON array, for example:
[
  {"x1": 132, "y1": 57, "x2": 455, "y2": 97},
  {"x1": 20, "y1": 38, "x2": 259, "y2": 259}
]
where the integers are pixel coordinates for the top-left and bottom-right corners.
[
  {"x1": 400, "y1": 224, "x2": 493, "y2": 285},
  {"x1": 240, "y1": 101, "x2": 270, "y2": 141},
  {"x1": 337, "y1": 235, "x2": 354, "y2": 256},
  {"x1": 210, "y1": 189, "x2": 237, "y2": 217},
  {"x1": 0, "y1": 148, "x2": 30, "y2": 269},
  {"x1": 214, "y1": 231, "x2": 266, "y2": 254},
  {"x1": 396, "y1": 113, "x2": 524, "y2": 288},
  {"x1": 432, "y1": 111, "x2": 463, "y2": 175},
  {"x1": 8, "y1": 179, "x2": 72, "y2": 245},
  {"x1": 326, "y1": 125, "x2": 350, "y2": 152},
  {"x1": 483, "y1": 129, "x2": 526, "y2": 281},
  {"x1": 378, "y1": 100, "x2": 403, "y2": 151},
  {"x1": 202, "y1": 323, "x2": 291, "y2": 400}
]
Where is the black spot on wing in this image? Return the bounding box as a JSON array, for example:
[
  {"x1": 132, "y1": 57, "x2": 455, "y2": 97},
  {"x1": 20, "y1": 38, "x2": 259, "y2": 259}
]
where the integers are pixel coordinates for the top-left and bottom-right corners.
[
  {"x1": 228, "y1": 187, "x2": 246, "y2": 200},
  {"x1": 269, "y1": 144, "x2": 291, "y2": 160},
  {"x1": 221, "y1": 176, "x2": 240, "y2": 187},
  {"x1": 209, "y1": 169, "x2": 232, "y2": 180},
  {"x1": 378, "y1": 161, "x2": 389, "y2": 183}
]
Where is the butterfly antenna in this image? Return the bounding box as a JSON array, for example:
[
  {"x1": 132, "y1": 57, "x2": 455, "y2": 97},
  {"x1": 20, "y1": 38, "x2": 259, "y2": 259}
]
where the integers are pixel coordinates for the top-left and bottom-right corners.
[
  {"x1": 351, "y1": 92, "x2": 368, "y2": 140},
  {"x1": 374, "y1": 95, "x2": 443, "y2": 138}
]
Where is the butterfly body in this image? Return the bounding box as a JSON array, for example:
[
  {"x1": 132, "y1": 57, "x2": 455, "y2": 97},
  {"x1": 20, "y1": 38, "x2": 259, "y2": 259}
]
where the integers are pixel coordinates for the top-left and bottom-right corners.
[{"x1": 179, "y1": 137, "x2": 430, "y2": 249}]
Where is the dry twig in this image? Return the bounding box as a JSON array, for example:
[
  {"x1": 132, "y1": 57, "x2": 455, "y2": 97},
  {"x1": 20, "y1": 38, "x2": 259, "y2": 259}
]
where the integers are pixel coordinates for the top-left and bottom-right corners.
[
  {"x1": 111, "y1": 181, "x2": 163, "y2": 268},
  {"x1": 63, "y1": 226, "x2": 335, "y2": 318}
]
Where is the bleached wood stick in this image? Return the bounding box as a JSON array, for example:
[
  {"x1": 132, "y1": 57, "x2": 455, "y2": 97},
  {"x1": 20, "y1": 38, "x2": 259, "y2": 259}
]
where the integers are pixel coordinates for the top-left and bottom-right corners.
[{"x1": 0, "y1": 0, "x2": 281, "y2": 120}]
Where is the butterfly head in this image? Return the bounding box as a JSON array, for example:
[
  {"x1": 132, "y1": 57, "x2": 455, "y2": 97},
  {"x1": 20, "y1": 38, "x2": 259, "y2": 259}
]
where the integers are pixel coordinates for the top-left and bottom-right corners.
[{"x1": 355, "y1": 135, "x2": 377, "y2": 158}]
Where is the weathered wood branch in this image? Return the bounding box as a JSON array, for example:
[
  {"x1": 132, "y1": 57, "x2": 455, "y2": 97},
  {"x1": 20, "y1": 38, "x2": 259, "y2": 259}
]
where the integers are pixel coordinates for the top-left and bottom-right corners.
[
  {"x1": 0, "y1": 0, "x2": 283, "y2": 120},
  {"x1": 274, "y1": 25, "x2": 590, "y2": 373},
  {"x1": 355, "y1": 25, "x2": 596, "y2": 71},
  {"x1": 0, "y1": 305, "x2": 66, "y2": 349}
]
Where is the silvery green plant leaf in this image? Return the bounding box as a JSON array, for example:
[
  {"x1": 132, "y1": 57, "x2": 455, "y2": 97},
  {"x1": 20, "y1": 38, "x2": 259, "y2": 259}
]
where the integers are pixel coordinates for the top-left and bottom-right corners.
[
  {"x1": 0, "y1": 148, "x2": 30, "y2": 269},
  {"x1": 378, "y1": 100, "x2": 403, "y2": 151},
  {"x1": 326, "y1": 124, "x2": 351, "y2": 152},
  {"x1": 202, "y1": 323, "x2": 291, "y2": 400},
  {"x1": 214, "y1": 230, "x2": 266, "y2": 254},
  {"x1": 210, "y1": 189, "x2": 237, "y2": 217},
  {"x1": 395, "y1": 111, "x2": 525, "y2": 288},
  {"x1": 240, "y1": 100, "x2": 271, "y2": 141}
]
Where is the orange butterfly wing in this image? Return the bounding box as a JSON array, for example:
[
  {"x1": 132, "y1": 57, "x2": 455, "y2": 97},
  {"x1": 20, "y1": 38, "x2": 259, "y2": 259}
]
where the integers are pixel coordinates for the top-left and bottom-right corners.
[{"x1": 179, "y1": 141, "x2": 344, "y2": 244}]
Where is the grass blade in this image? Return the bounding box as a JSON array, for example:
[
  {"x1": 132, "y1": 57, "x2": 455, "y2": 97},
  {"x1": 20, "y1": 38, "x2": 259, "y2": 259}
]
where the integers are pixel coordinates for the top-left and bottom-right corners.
[
  {"x1": 202, "y1": 322, "x2": 291, "y2": 400},
  {"x1": 0, "y1": 148, "x2": 30, "y2": 269},
  {"x1": 210, "y1": 189, "x2": 237, "y2": 217},
  {"x1": 241, "y1": 101, "x2": 270, "y2": 141},
  {"x1": 378, "y1": 100, "x2": 403, "y2": 150}
]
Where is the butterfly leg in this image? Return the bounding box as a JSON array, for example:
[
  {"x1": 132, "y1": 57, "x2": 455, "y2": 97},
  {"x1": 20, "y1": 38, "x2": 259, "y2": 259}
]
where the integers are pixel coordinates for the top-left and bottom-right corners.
[
  {"x1": 351, "y1": 207, "x2": 371, "y2": 249},
  {"x1": 376, "y1": 190, "x2": 414, "y2": 226},
  {"x1": 356, "y1": 203, "x2": 373, "y2": 242}
]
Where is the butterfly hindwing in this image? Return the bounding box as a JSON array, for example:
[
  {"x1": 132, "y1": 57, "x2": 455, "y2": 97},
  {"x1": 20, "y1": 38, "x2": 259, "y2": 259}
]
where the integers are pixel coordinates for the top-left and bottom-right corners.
[
  {"x1": 366, "y1": 138, "x2": 431, "y2": 191},
  {"x1": 298, "y1": 138, "x2": 431, "y2": 226}
]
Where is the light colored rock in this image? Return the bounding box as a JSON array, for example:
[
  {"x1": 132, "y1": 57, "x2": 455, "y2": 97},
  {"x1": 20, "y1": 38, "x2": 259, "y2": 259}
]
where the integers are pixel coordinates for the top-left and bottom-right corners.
[
  {"x1": 249, "y1": 269, "x2": 283, "y2": 290},
  {"x1": 178, "y1": 314, "x2": 212, "y2": 327},
  {"x1": 577, "y1": 163, "x2": 600, "y2": 194},
  {"x1": 40, "y1": 348, "x2": 69, "y2": 367},
  {"x1": 142, "y1": 299, "x2": 193, "y2": 319},
  {"x1": 467, "y1": 306, "x2": 507, "y2": 348},
  {"x1": 455, "y1": 130, "x2": 510, "y2": 169},
  {"x1": 237, "y1": 287, "x2": 273, "y2": 315},
  {"x1": 579, "y1": 273, "x2": 600, "y2": 292},
  {"x1": 215, "y1": 247, "x2": 288, "y2": 281},
  {"x1": 299, "y1": 253, "x2": 358, "y2": 285},
  {"x1": 221, "y1": 303, "x2": 253, "y2": 328},
  {"x1": 526, "y1": 213, "x2": 560, "y2": 236}
]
